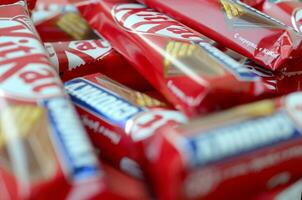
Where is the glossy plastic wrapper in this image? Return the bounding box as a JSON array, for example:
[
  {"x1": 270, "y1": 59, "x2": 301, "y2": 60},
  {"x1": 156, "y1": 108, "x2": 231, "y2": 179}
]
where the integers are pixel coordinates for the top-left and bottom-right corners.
[
  {"x1": 65, "y1": 73, "x2": 187, "y2": 178},
  {"x1": 71, "y1": 0, "x2": 271, "y2": 117},
  {"x1": 45, "y1": 39, "x2": 153, "y2": 91},
  {"x1": 138, "y1": 0, "x2": 302, "y2": 72},
  {"x1": 33, "y1": 4, "x2": 96, "y2": 42},
  {"x1": 145, "y1": 92, "x2": 302, "y2": 200},
  {"x1": 0, "y1": 1, "x2": 105, "y2": 199},
  {"x1": 259, "y1": 0, "x2": 302, "y2": 33}
]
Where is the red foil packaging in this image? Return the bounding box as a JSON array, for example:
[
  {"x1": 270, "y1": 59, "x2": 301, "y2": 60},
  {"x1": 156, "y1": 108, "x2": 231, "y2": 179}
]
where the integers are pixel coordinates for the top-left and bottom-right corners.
[
  {"x1": 65, "y1": 73, "x2": 187, "y2": 178},
  {"x1": 32, "y1": 0, "x2": 96, "y2": 42},
  {"x1": 260, "y1": 1, "x2": 302, "y2": 32},
  {"x1": 72, "y1": 0, "x2": 271, "y2": 117},
  {"x1": 0, "y1": 1, "x2": 106, "y2": 199},
  {"x1": 45, "y1": 39, "x2": 153, "y2": 91},
  {"x1": 1, "y1": 0, "x2": 36, "y2": 10},
  {"x1": 33, "y1": 9, "x2": 96, "y2": 42},
  {"x1": 145, "y1": 92, "x2": 302, "y2": 200},
  {"x1": 137, "y1": 0, "x2": 302, "y2": 72},
  {"x1": 240, "y1": 0, "x2": 264, "y2": 8},
  {"x1": 102, "y1": 163, "x2": 151, "y2": 200},
  {"x1": 255, "y1": 178, "x2": 302, "y2": 200}
]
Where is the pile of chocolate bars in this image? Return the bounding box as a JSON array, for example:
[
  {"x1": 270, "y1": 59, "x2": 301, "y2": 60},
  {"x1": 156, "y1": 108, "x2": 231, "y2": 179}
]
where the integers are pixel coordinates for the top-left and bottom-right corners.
[{"x1": 2, "y1": 0, "x2": 302, "y2": 199}]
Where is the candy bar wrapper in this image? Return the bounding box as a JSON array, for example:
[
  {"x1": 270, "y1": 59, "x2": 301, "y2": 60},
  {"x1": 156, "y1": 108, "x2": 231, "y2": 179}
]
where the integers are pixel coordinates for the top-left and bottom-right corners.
[
  {"x1": 32, "y1": 0, "x2": 96, "y2": 42},
  {"x1": 32, "y1": 0, "x2": 74, "y2": 24},
  {"x1": 0, "y1": 1, "x2": 105, "y2": 199},
  {"x1": 255, "y1": 178, "x2": 302, "y2": 200},
  {"x1": 145, "y1": 92, "x2": 302, "y2": 200},
  {"x1": 46, "y1": 39, "x2": 153, "y2": 91},
  {"x1": 65, "y1": 73, "x2": 187, "y2": 178},
  {"x1": 102, "y1": 163, "x2": 151, "y2": 200},
  {"x1": 138, "y1": 0, "x2": 302, "y2": 73},
  {"x1": 240, "y1": 0, "x2": 264, "y2": 8},
  {"x1": 33, "y1": 7, "x2": 97, "y2": 42},
  {"x1": 259, "y1": 1, "x2": 302, "y2": 33},
  {"x1": 71, "y1": 0, "x2": 271, "y2": 117},
  {"x1": 1, "y1": 0, "x2": 36, "y2": 10},
  {"x1": 221, "y1": 46, "x2": 302, "y2": 95}
]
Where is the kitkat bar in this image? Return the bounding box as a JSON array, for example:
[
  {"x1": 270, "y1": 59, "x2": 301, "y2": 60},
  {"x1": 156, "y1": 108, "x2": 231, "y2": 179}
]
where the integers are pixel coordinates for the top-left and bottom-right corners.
[
  {"x1": 65, "y1": 73, "x2": 187, "y2": 178},
  {"x1": 259, "y1": 0, "x2": 302, "y2": 33},
  {"x1": 31, "y1": 0, "x2": 79, "y2": 42},
  {"x1": 45, "y1": 39, "x2": 153, "y2": 91},
  {"x1": 0, "y1": 1, "x2": 105, "y2": 199},
  {"x1": 71, "y1": 0, "x2": 270, "y2": 117},
  {"x1": 145, "y1": 92, "x2": 302, "y2": 200},
  {"x1": 33, "y1": 9, "x2": 97, "y2": 42},
  {"x1": 138, "y1": 0, "x2": 302, "y2": 72}
]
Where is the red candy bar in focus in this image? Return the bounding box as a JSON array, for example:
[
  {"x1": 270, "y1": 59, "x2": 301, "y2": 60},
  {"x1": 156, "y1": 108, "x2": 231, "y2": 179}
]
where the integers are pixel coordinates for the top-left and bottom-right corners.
[
  {"x1": 138, "y1": 0, "x2": 302, "y2": 72},
  {"x1": 72, "y1": 0, "x2": 271, "y2": 117},
  {"x1": 65, "y1": 73, "x2": 187, "y2": 177}
]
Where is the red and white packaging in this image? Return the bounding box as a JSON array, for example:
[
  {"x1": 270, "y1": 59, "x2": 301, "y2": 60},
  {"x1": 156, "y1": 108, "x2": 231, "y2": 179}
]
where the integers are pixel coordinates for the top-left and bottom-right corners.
[
  {"x1": 32, "y1": 2, "x2": 96, "y2": 42},
  {"x1": 45, "y1": 39, "x2": 153, "y2": 91},
  {"x1": 137, "y1": 0, "x2": 302, "y2": 73},
  {"x1": 65, "y1": 73, "x2": 187, "y2": 178},
  {"x1": 259, "y1": 0, "x2": 302, "y2": 32},
  {"x1": 1, "y1": 0, "x2": 36, "y2": 10},
  {"x1": 0, "y1": 1, "x2": 105, "y2": 199},
  {"x1": 145, "y1": 92, "x2": 302, "y2": 200},
  {"x1": 71, "y1": 0, "x2": 272, "y2": 117}
]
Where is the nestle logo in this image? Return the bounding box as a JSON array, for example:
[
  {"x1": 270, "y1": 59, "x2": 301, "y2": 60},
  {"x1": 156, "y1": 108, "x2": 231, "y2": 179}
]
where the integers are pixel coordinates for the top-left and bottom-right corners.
[{"x1": 112, "y1": 3, "x2": 203, "y2": 41}]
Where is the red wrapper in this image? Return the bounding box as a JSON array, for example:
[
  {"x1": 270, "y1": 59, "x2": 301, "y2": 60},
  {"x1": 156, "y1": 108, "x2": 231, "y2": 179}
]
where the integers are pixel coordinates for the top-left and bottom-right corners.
[
  {"x1": 137, "y1": 0, "x2": 302, "y2": 72},
  {"x1": 33, "y1": 9, "x2": 97, "y2": 42},
  {"x1": 45, "y1": 39, "x2": 153, "y2": 91},
  {"x1": 71, "y1": 0, "x2": 271, "y2": 117},
  {"x1": 0, "y1": 1, "x2": 105, "y2": 199},
  {"x1": 241, "y1": 0, "x2": 264, "y2": 8},
  {"x1": 1, "y1": 0, "x2": 36, "y2": 10},
  {"x1": 145, "y1": 92, "x2": 302, "y2": 200},
  {"x1": 255, "y1": 178, "x2": 302, "y2": 200},
  {"x1": 65, "y1": 73, "x2": 187, "y2": 178},
  {"x1": 260, "y1": 1, "x2": 302, "y2": 33},
  {"x1": 102, "y1": 163, "x2": 151, "y2": 200}
]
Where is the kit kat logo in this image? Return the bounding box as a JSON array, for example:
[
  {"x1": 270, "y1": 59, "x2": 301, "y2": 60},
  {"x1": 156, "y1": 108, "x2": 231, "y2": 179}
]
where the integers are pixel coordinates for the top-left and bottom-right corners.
[
  {"x1": 46, "y1": 39, "x2": 112, "y2": 72},
  {"x1": 292, "y1": 8, "x2": 302, "y2": 32},
  {"x1": 112, "y1": 3, "x2": 203, "y2": 41},
  {"x1": 0, "y1": 18, "x2": 63, "y2": 100}
]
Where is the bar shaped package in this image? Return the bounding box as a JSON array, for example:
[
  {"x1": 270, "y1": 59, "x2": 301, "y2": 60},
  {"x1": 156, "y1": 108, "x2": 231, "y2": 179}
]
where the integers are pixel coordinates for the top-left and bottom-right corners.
[
  {"x1": 33, "y1": 4, "x2": 96, "y2": 42},
  {"x1": 0, "y1": 1, "x2": 105, "y2": 199},
  {"x1": 71, "y1": 0, "x2": 271, "y2": 117},
  {"x1": 138, "y1": 0, "x2": 302, "y2": 73},
  {"x1": 45, "y1": 39, "x2": 152, "y2": 93},
  {"x1": 145, "y1": 92, "x2": 302, "y2": 200},
  {"x1": 259, "y1": 0, "x2": 302, "y2": 33},
  {"x1": 65, "y1": 73, "x2": 187, "y2": 178}
]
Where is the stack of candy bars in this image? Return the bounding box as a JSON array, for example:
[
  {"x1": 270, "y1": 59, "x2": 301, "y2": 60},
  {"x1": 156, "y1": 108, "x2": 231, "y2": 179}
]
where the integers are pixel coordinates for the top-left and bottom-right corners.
[{"x1": 2, "y1": 0, "x2": 302, "y2": 199}]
